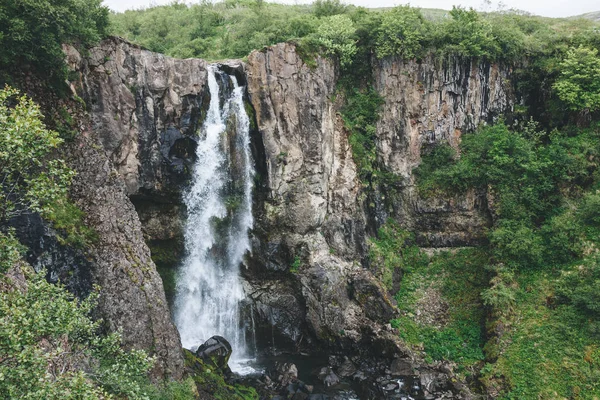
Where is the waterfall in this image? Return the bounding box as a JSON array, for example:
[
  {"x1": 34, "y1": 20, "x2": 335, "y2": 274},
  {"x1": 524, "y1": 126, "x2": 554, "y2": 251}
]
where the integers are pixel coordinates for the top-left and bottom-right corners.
[{"x1": 174, "y1": 65, "x2": 254, "y2": 373}]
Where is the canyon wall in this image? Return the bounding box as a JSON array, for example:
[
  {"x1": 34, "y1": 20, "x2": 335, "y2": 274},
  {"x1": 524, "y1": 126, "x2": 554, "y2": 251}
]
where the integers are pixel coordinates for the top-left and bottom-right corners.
[
  {"x1": 63, "y1": 37, "x2": 513, "y2": 384},
  {"x1": 373, "y1": 56, "x2": 512, "y2": 247}
]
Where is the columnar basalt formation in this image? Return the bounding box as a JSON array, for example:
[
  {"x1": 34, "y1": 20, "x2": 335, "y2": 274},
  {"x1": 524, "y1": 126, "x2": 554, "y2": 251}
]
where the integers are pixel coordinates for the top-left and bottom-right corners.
[
  {"x1": 373, "y1": 56, "x2": 513, "y2": 247},
  {"x1": 245, "y1": 43, "x2": 395, "y2": 349}
]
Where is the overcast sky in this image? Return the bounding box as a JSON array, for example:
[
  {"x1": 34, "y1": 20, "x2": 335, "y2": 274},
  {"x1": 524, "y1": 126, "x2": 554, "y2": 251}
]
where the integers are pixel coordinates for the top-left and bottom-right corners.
[{"x1": 102, "y1": 0, "x2": 598, "y2": 18}]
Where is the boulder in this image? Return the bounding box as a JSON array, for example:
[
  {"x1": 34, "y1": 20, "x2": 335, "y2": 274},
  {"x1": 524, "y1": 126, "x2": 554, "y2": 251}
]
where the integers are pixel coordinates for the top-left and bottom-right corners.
[{"x1": 195, "y1": 335, "x2": 232, "y2": 371}]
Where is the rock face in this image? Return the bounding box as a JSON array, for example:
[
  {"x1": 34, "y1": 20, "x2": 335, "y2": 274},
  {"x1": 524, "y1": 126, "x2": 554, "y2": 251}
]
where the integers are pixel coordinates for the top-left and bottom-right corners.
[
  {"x1": 64, "y1": 39, "x2": 196, "y2": 379},
  {"x1": 244, "y1": 44, "x2": 512, "y2": 353},
  {"x1": 66, "y1": 37, "x2": 513, "y2": 391},
  {"x1": 66, "y1": 130, "x2": 185, "y2": 380},
  {"x1": 246, "y1": 44, "x2": 394, "y2": 351},
  {"x1": 73, "y1": 37, "x2": 209, "y2": 198},
  {"x1": 373, "y1": 56, "x2": 512, "y2": 246}
]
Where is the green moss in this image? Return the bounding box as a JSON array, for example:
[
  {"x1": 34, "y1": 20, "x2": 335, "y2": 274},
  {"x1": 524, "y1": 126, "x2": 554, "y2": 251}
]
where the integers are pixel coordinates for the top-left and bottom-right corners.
[
  {"x1": 148, "y1": 239, "x2": 184, "y2": 305},
  {"x1": 290, "y1": 255, "x2": 301, "y2": 273},
  {"x1": 369, "y1": 219, "x2": 427, "y2": 292},
  {"x1": 183, "y1": 350, "x2": 258, "y2": 400},
  {"x1": 391, "y1": 249, "x2": 487, "y2": 377},
  {"x1": 243, "y1": 99, "x2": 257, "y2": 131}
]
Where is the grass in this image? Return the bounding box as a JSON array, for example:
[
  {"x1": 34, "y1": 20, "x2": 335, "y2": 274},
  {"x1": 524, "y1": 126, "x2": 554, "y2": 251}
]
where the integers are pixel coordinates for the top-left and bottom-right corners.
[
  {"x1": 483, "y1": 267, "x2": 600, "y2": 399},
  {"x1": 391, "y1": 248, "x2": 488, "y2": 378}
]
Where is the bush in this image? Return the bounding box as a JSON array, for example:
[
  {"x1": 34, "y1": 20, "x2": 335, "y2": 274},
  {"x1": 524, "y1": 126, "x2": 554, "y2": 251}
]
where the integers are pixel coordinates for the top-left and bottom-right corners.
[
  {"x1": 375, "y1": 6, "x2": 431, "y2": 59},
  {"x1": 311, "y1": 14, "x2": 357, "y2": 67},
  {"x1": 553, "y1": 46, "x2": 600, "y2": 112},
  {"x1": 0, "y1": 86, "x2": 95, "y2": 247},
  {"x1": 0, "y1": 0, "x2": 109, "y2": 80},
  {"x1": 434, "y1": 7, "x2": 500, "y2": 59},
  {"x1": 0, "y1": 268, "x2": 156, "y2": 399},
  {"x1": 0, "y1": 87, "x2": 74, "y2": 221},
  {"x1": 341, "y1": 87, "x2": 384, "y2": 183}
]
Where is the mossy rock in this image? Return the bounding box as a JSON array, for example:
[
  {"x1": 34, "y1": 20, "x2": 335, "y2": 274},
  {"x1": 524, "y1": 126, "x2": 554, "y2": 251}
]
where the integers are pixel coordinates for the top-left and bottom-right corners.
[{"x1": 183, "y1": 350, "x2": 258, "y2": 400}]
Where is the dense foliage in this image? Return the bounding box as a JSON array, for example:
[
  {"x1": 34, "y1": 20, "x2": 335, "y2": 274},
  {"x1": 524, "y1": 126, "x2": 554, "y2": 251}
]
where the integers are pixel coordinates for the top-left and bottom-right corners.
[
  {"x1": 111, "y1": 1, "x2": 599, "y2": 68},
  {"x1": 0, "y1": 87, "x2": 73, "y2": 222},
  {"x1": 413, "y1": 119, "x2": 600, "y2": 396},
  {"x1": 0, "y1": 87, "x2": 95, "y2": 247},
  {"x1": 0, "y1": 0, "x2": 109, "y2": 81},
  {"x1": 0, "y1": 269, "x2": 154, "y2": 399}
]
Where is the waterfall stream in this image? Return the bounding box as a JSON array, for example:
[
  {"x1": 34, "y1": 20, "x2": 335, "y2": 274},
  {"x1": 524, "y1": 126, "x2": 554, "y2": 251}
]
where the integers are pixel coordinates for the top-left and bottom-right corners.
[{"x1": 174, "y1": 65, "x2": 254, "y2": 373}]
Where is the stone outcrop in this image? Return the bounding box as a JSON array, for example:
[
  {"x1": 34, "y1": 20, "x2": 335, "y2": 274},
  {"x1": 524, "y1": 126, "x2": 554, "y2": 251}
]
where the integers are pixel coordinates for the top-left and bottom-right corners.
[
  {"x1": 70, "y1": 37, "x2": 209, "y2": 198},
  {"x1": 373, "y1": 56, "x2": 513, "y2": 246},
  {"x1": 63, "y1": 39, "x2": 197, "y2": 379},
  {"x1": 245, "y1": 43, "x2": 397, "y2": 352},
  {"x1": 66, "y1": 132, "x2": 185, "y2": 379}
]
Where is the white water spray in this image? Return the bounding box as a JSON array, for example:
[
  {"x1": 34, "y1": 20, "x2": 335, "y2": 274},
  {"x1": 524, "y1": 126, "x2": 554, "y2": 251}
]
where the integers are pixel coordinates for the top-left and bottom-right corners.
[{"x1": 174, "y1": 65, "x2": 255, "y2": 373}]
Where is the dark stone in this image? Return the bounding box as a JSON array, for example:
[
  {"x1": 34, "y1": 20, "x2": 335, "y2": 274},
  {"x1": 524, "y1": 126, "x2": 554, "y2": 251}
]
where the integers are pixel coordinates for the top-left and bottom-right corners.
[
  {"x1": 274, "y1": 361, "x2": 298, "y2": 386},
  {"x1": 318, "y1": 367, "x2": 340, "y2": 387},
  {"x1": 9, "y1": 212, "x2": 93, "y2": 299},
  {"x1": 195, "y1": 335, "x2": 232, "y2": 371},
  {"x1": 336, "y1": 358, "x2": 357, "y2": 378},
  {"x1": 350, "y1": 272, "x2": 397, "y2": 323},
  {"x1": 390, "y1": 359, "x2": 413, "y2": 376}
]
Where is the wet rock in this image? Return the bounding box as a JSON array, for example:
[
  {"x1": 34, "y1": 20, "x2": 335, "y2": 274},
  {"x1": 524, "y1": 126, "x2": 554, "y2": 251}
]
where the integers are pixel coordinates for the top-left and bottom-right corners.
[
  {"x1": 336, "y1": 358, "x2": 357, "y2": 378},
  {"x1": 390, "y1": 359, "x2": 413, "y2": 376},
  {"x1": 274, "y1": 361, "x2": 299, "y2": 387},
  {"x1": 195, "y1": 335, "x2": 232, "y2": 371},
  {"x1": 420, "y1": 371, "x2": 448, "y2": 396},
  {"x1": 318, "y1": 367, "x2": 340, "y2": 387}
]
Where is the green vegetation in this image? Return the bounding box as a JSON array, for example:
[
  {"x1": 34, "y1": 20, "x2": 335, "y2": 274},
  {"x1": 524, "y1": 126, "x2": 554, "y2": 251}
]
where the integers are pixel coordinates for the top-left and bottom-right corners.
[
  {"x1": 183, "y1": 350, "x2": 258, "y2": 400},
  {"x1": 0, "y1": 87, "x2": 95, "y2": 247},
  {"x1": 413, "y1": 118, "x2": 600, "y2": 396},
  {"x1": 0, "y1": 268, "x2": 155, "y2": 399},
  {"x1": 341, "y1": 87, "x2": 384, "y2": 185},
  {"x1": 375, "y1": 6, "x2": 431, "y2": 59},
  {"x1": 290, "y1": 255, "x2": 301, "y2": 273},
  {"x1": 554, "y1": 46, "x2": 600, "y2": 112},
  {"x1": 111, "y1": 1, "x2": 599, "y2": 68},
  {"x1": 391, "y1": 249, "x2": 488, "y2": 377},
  {"x1": 369, "y1": 219, "x2": 427, "y2": 291},
  {"x1": 0, "y1": 0, "x2": 109, "y2": 82}
]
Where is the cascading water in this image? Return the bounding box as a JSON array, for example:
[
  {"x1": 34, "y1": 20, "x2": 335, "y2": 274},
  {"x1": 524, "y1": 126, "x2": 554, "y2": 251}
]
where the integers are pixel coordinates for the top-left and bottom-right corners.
[{"x1": 174, "y1": 65, "x2": 255, "y2": 373}]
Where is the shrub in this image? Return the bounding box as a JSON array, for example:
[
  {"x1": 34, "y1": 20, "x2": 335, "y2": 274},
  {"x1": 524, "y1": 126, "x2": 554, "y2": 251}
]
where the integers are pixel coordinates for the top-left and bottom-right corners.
[
  {"x1": 311, "y1": 14, "x2": 357, "y2": 67},
  {"x1": 375, "y1": 6, "x2": 431, "y2": 59},
  {"x1": 0, "y1": 268, "x2": 156, "y2": 399},
  {"x1": 553, "y1": 46, "x2": 600, "y2": 112},
  {"x1": 0, "y1": 0, "x2": 109, "y2": 80},
  {"x1": 434, "y1": 7, "x2": 500, "y2": 59}
]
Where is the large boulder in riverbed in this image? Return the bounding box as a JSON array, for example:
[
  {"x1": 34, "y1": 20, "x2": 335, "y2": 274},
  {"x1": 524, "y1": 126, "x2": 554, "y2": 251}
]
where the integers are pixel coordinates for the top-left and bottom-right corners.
[{"x1": 195, "y1": 335, "x2": 232, "y2": 371}]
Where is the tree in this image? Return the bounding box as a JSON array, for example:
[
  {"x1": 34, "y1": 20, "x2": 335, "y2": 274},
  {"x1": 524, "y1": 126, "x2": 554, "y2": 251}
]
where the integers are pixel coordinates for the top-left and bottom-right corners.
[
  {"x1": 312, "y1": 14, "x2": 357, "y2": 67},
  {"x1": 0, "y1": 86, "x2": 75, "y2": 223},
  {"x1": 553, "y1": 46, "x2": 600, "y2": 113},
  {"x1": 0, "y1": 0, "x2": 109, "y2": 79},
  {"x1": 375, "y1": 6, "x2": 431, "y2": 59},
  {"x1": 435, "y1": 7, "x2": 500, "y2": 59}
]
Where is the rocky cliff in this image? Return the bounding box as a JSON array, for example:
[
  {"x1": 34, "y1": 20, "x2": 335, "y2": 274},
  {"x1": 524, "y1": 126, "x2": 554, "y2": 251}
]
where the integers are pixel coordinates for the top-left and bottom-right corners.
[
  {"x1": 372, "y1": 56, "x2": 512, "y2": 248},
  {"x1": 62, "y1": 37, "x2": 513, "y2": 391},
  {"x1": 245, "y1": 43, "x2": 397, "y2": 352}
]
